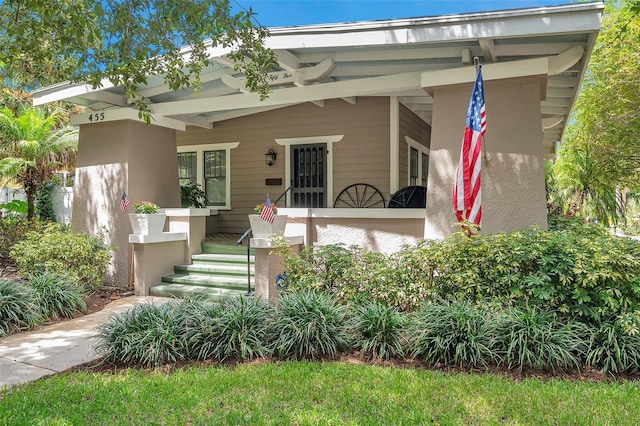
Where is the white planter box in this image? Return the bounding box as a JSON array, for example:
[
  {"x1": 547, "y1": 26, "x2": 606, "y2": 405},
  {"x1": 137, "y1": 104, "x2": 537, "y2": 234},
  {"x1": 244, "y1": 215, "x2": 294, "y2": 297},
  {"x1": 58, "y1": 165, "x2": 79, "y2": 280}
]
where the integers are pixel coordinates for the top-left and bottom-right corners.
[
  {"x1": 129, "y1": 213, "x2": 166, "y2": 235},
  {"x1": 248, "y1": 214, "x2": 287, "y2": 238}
]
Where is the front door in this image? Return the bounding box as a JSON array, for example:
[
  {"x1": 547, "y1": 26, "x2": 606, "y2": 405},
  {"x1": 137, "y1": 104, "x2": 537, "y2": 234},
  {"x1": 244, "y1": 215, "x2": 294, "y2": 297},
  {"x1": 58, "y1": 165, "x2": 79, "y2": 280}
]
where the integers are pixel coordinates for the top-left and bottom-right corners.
[{"x1": 290, "y1": 144, "x2": 327, "y2": 207}]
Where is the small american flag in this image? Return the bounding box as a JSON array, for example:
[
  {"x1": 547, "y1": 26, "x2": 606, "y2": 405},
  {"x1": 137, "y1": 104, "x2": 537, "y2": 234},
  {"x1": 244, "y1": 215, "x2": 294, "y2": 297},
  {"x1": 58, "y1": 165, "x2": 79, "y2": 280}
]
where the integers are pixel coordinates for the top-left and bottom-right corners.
[
  {"x1": 453, "y1": 65, "x2": 486, "y2": 228},
  {"x1": 120, "y1": 191, "x2": 130, "y2": 213},
  {"x1": 259, "y1": 195, "x2": 275, "y2": 223}
]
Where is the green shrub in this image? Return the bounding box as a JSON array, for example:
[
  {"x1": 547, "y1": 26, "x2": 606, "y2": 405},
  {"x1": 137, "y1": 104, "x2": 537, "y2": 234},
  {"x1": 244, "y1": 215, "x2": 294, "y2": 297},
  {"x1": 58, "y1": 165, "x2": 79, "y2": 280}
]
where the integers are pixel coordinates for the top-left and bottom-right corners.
[
  {"x1": 0, "y1": 216, "x2": 46, "y2": 259},
  {"x1": 272, "y1": 291, "x2": 351, "y2": 360},
  {"x1": 423, "y1": 227, "x2": 640, "y2": 326},
  {"x1": 281, "y1": 244, "x2": 427, "y2": 311},
  {"x1": 585, "y1": 320, "x2": 640, "y2": 374},
  {"x1": 94, "y1": 302, "x2": 188, "y2": 367},
  {"x1": 211, "y1": 295, "x2": 275, "y2": 361},
  {"x1": 34, "y1": 179, "x2": 57, "y2": 222},
  {"x1": 10, "y1": 223, "x2": 111, "y2": 291},
  {"x1": 408, "y1": 301, "x2": 498, "y2": 368},
  {"x1": 28, "y1": 272, "x2": 87, "y2": 319},
  {"x1": 351, "y1": 301, "x2": 407, "y2": 360},
  {"x1": 495, "y1": 306, "x2": 585, "y2": 372},
  {"x1": 0, "y1": 278, "x2": 41, "y2": 336}
]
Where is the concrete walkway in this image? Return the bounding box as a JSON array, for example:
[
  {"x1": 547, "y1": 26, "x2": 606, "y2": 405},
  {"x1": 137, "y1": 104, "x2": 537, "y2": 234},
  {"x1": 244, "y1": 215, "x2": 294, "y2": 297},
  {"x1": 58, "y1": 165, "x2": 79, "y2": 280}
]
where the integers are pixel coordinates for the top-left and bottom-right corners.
[{"x1": 0, "y1": 296, "x2": 171, "y2": 389}]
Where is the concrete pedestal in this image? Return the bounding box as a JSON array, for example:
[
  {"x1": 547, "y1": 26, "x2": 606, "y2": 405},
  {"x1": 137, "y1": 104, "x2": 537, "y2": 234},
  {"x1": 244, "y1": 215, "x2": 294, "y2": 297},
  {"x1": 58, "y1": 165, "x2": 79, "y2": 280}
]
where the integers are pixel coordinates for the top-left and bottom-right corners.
[
  {"x1": 165, "y1": 208, "x2": 216, "y2": 260},
  {"x1": 251, "y1": 236, "x2": 304, "y2": 301},
  {"x1": 129, "y1": 232, "x2": 186, "y2": 296}
]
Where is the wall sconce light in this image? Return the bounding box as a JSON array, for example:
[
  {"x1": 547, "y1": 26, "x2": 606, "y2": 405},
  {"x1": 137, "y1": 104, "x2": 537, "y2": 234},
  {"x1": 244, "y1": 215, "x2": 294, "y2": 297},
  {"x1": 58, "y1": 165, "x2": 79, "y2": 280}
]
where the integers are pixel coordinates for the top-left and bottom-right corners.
[{"x1": 265, "y1": 148, "x2": 277, "y2": 166}]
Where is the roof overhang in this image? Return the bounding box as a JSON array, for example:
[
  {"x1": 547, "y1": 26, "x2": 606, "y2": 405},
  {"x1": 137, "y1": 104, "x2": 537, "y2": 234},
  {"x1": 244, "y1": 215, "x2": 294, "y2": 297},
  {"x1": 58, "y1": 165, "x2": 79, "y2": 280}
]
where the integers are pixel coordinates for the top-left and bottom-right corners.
[{"x1": 32, "y1": 2, "x2": 604, "y2": 159}]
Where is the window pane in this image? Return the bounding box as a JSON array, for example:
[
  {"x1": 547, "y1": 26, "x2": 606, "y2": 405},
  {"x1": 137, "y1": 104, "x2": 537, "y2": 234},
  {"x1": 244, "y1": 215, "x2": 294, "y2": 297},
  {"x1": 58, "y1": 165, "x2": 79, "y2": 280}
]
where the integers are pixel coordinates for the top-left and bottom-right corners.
[
  {"x1": 204, "y1": 150, "x2": 226, "y2": 206},
  {"x1": 410, "y1": 147, "x2": 418, "y2": 186},
  {"x1": 177, "y1": 152, "x2": 197, "y2": 186},
  {"x1": 421, "y1": 153, "x2": 429, "y2": 187}
]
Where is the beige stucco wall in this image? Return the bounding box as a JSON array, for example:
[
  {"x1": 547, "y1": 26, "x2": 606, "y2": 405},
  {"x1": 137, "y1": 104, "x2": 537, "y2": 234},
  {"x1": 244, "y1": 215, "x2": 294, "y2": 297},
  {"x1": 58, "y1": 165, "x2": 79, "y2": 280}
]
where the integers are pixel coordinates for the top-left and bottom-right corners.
[
  {"x1": 177, "y1": 97, "x2": 391, "y2": 233},
  {"x1": 425, "y1": 77, "x2": 548, "y2": 239},
  {"x1": 72, "y1": 120, "x2": 180, "y2": 286},
  {"x1": 282, "y1": 208, "x2": 424, "y2": 253}
]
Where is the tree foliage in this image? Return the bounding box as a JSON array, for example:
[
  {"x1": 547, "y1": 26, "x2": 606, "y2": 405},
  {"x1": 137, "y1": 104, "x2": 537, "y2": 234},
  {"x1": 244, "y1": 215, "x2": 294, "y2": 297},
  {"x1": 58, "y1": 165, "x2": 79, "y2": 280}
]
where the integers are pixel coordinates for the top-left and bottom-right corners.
[
  {"x1": 0, "y1": 106, "x2": 77, "y2": 219},
  {"x1": 552, "y1": 1, "x2": 640, "y2": 223},
  {"x1": 0, "y1": 0, "x2": 277, "y2": 117}
]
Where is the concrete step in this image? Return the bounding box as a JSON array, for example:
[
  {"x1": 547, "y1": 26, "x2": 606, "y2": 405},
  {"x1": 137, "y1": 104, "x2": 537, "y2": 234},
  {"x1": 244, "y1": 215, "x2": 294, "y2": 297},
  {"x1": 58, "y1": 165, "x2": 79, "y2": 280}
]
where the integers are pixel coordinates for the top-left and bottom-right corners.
[
  {"x1": 174, "y1": 263, "x2": 254, "y2": 276},
  {"x1": 149, "y1": 283, "x2": 251, "y2": 300},
  {"x1": 191, "y1": 253, "x2": 254, "y2": 265},
  {"x1": 161, "y1": 273, "x2": 253, "y2": 290},
  {"x1": 202, "y1": 242, "x2": 253, "y2": 256}
]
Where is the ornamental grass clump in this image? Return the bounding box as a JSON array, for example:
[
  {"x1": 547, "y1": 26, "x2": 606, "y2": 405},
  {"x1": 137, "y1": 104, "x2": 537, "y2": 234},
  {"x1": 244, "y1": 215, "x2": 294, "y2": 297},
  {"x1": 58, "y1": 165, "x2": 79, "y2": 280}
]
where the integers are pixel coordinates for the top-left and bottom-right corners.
[
  {"x1": 28, "y1": 272, "x2": 87, "y2": 319},
  {"x1": 0, "y1": 278, "x2": 41, "y2": 336},
  {"x1": 351, "y1": 300, "x2": 408, "y2": 360},
  {"x1": 94, "y1": 301, "x2": 187, "y2": 368},
  {"x1": 272, "y1": 291, "x2": 351, "y2": 360},
  {"x1": 408, "y1": 301, "x2": 498, "y2": 368},
  {"x1": 495, "y1": 306, "x2": 585, "y2": 372},
  {"x1": 211, "y1": 295, "x2": 275, "y2": 361},
  {"x1": 585, "y1": 320, "x2": 640, "y2": 374}
]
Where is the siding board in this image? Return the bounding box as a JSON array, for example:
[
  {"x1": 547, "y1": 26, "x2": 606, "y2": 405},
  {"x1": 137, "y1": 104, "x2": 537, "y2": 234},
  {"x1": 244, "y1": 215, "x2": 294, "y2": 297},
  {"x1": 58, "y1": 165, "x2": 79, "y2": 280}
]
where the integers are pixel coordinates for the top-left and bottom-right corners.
[{"x1": 177, "y1": 97, "x2": 391, "y2": 233}]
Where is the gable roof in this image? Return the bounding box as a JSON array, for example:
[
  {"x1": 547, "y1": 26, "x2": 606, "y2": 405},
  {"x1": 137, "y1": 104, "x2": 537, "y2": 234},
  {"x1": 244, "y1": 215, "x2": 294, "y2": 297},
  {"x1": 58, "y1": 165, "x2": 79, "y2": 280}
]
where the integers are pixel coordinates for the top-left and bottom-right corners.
[{"x1": 32, "y1": 2, "x2": 604, "y2": 158}]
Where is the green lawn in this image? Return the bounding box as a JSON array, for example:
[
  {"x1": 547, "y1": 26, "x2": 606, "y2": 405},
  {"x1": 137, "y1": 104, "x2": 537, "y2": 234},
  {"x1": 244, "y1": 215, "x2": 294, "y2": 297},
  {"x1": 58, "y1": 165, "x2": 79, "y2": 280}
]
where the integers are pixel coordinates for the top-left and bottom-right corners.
[{"x1": 1, "y1": 362, "x2": 639, "y2": 425}]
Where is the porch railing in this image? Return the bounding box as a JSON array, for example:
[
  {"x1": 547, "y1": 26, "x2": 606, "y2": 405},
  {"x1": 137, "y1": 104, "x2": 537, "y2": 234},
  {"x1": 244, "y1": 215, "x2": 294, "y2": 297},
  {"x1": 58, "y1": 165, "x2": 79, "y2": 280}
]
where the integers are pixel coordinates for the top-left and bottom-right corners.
[{"x1": 237, "y1": 186, "x2": 292, "y2": 295}]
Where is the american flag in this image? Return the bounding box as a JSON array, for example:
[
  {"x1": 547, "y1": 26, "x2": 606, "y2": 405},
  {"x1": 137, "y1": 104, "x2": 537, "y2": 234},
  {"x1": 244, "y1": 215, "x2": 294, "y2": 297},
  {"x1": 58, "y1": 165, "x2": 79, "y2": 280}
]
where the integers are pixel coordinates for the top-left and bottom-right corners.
[
  {"x1": 453, "y1": 66, "x2": 486, "y2": 228},
  {"x1": 120, "y1": 191, "x2": 130, "y2": 213},
  {"x1": 259, "y1": 195, "x2": 275, "y2": 223}
]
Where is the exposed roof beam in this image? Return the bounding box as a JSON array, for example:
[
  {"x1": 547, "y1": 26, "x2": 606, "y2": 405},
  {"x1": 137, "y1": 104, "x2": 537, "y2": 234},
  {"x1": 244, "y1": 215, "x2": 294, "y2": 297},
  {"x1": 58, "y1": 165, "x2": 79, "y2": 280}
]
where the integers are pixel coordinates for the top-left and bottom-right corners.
[
  {"x1": 200, "y1": 104, "x2": 297, "y2": 122},
  {"x1": 274, "y1": 49, "x2": 300, "y2": 71},
  {"x1": 169, "y1": 114, "x2": 214, "y2": 129},
  {"x1": 134, "y1": 68, "x2": 233, "y2": 100},
  {"x1": 478, "y1": 39, "x2": 496, "y2": 62},
  {"x1": 494, "y1": 42, "x2": 583, "y2": 57},
  {"x1": 81, "y1": 91, "x2": 128, "y2": 107},
  {"x1": 70, "y1": 107, "x2": 186, "y2": 131},
  {"x1": 151, "y1": 71, "x2": 423, "y2": 116},
  {"x1": 297, "y1": 46, "x2": 471, "y2": 64},
  {"x1": 221, "y1": 58, "x2": 336, "y2": 91},
  {"x1": 32, "y1": 79, "x2": 114, "y2": 106}
]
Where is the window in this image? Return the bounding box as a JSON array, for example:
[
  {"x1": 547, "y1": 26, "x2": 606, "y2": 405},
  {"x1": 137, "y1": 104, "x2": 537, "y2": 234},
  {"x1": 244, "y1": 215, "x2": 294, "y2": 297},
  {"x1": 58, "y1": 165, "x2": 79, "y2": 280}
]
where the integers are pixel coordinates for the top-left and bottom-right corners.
[
  {"x1": 177, "y1": 142, "x2": 238, "y2": 209},
  {"x1": 409, "y1": 147, "x2": 418, "y2": 186},
  {"x1": 204, "y1": 150, "x2": 226, "y2": 207},
  {"x1": 405, "y1": 136, "x2": 430, "y2": 188},
  {"x1": 177, "y1": 152, "x2": 197, "y2": 186},
  {"x1": 421, "y1": 153, "x2": 429, "y2": 187}
]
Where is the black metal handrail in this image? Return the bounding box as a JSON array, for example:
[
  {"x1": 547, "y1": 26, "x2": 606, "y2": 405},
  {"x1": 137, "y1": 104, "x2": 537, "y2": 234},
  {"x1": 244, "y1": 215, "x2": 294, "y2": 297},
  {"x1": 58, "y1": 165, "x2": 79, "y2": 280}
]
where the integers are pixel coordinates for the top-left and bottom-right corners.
[{"x1": 237, "y1": 186, "x2": 293, "y2": 295}]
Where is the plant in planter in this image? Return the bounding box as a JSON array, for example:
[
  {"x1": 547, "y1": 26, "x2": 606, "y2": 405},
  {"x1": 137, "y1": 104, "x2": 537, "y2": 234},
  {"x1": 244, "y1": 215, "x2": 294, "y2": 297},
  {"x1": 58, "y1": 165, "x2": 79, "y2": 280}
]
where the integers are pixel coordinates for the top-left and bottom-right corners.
[
  {"x1": 180, "y1": 182, "x2": 208, "y2": 208},
  {"x1": 249, "y1": 196, "x2": 287, "y2": 238},
  {"x1": 130, "y1": 201, "x2": 164, "y2": 235},
  {"x1": 133, "y1": 201, "x2": 159, "y2": 214}
]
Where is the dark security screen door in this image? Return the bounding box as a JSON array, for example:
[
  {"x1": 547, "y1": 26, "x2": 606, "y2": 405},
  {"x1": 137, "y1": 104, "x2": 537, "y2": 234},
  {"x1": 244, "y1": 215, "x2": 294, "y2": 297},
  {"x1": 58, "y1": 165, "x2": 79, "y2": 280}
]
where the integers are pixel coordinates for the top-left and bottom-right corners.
[{"x1": 291, "y1": 144, "x2": 327, "y2": 207}]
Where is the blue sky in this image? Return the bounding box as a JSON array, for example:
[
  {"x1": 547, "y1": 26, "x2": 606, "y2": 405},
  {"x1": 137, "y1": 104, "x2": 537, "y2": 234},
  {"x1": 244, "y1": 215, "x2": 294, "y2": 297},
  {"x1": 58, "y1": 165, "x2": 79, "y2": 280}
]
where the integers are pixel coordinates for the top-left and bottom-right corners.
[{"x1": 233, "y1": 0, "x2": 570, "y2": 27}]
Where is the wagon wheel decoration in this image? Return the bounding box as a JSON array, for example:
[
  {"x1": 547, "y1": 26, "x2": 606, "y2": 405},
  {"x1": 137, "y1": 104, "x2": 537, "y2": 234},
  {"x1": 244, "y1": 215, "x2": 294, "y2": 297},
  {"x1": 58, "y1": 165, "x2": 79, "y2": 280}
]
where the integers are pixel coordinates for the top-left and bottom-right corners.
[
  {"x1": 388, "y1": 185, "x2": 427, "y2": 208},
  {"x1": 333, "y1": 183, "x2": 386, "y2": 208}
]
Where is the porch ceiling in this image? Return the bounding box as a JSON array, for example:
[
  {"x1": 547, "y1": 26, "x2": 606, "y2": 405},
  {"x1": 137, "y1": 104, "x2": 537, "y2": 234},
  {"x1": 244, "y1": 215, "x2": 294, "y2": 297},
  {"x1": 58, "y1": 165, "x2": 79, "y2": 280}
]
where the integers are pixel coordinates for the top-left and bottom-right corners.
[{"x1": 32, "y1": 2, "x2": 604, "y2": 159}]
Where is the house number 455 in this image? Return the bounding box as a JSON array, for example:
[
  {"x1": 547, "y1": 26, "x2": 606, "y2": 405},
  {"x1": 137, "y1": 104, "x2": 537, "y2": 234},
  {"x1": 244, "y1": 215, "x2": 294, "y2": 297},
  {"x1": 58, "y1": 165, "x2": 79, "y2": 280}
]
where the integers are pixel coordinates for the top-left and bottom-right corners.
[{"x1": 88, "y1": 112, "x2": 105, "y2": 122}]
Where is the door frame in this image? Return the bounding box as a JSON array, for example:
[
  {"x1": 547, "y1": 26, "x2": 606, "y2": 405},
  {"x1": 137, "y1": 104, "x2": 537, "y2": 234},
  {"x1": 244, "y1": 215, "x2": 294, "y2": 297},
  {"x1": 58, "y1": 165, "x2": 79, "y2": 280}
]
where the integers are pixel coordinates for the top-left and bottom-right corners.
[{"x1": 275, "y1": 134, "x2": 343, "y2": 208}]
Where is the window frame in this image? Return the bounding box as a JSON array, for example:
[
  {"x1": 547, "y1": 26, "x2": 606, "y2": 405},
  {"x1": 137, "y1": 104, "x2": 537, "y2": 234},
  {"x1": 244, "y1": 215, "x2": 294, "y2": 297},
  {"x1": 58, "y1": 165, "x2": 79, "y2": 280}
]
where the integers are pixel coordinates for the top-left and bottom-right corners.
[
  {"x1": 405, "y1": 136, "x2": 430, "y2": 188},
  {"x1": 177, "y1": 142, "x2": 239, "y2": 210}
]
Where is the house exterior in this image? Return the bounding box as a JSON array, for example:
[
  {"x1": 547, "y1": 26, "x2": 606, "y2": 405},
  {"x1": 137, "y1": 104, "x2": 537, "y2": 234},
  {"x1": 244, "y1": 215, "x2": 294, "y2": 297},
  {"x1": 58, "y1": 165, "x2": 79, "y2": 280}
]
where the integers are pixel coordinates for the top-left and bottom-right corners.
[{"x1": 32, "y1": 2, "x2": 604, "y2": 287}]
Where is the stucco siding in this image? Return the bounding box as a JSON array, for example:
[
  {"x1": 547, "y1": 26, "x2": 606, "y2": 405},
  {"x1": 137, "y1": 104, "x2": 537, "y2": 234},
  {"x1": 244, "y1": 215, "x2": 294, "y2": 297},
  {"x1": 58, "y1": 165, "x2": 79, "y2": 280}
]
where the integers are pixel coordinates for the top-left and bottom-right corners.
[
  {"x1": 425, "y1": 77, "x2": 547, "y2": 239},
  {"x1": 177, "y1": 97, "x2": 391, "y2": 233}
]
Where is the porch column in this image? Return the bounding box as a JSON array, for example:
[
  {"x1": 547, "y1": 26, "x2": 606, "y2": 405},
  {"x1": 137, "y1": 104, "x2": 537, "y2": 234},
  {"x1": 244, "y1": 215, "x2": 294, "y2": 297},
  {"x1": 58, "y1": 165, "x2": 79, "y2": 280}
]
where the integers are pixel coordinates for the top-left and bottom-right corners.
[
  {"x1": 71, "y1": 120, "x2": 180, "y2": 287},
  {"x1": 425, "y1": 77, "x2": 548, "y2": 239}
]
